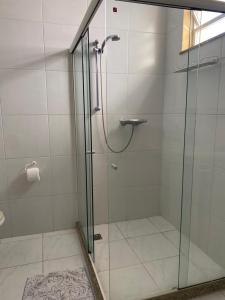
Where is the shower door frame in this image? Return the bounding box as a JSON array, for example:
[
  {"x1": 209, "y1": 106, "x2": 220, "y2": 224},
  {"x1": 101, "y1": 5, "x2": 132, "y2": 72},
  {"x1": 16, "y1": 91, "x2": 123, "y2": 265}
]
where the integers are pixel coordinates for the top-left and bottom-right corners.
[{"x1": 73, "y1": 28, "x2": 95, "y2": 257}]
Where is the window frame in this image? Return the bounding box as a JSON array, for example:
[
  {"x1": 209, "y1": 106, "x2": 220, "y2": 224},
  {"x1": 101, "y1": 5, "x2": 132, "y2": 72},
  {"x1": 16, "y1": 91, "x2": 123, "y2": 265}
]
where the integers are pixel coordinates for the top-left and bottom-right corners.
[{"x1": 181, "y1": 10, "x2": 225, "y2": 52}]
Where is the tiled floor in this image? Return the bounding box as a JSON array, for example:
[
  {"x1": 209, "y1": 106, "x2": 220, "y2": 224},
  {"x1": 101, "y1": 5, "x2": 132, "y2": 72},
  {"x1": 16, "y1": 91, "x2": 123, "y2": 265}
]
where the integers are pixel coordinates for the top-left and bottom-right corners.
[
  {"x1": 0, "y1": 229, "x2": 84, "y2": 300},
  {"x1": 95, "y1": 216, "x2": 225, "y2": 300},
  {"x1": 1, "y1": 220, "x2": 225, "y2": 300}
]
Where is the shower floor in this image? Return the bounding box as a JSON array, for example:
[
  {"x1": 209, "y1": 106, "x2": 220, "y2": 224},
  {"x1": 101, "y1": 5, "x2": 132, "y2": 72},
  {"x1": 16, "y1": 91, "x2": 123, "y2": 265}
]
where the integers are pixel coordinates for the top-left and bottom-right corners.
[
  {"x1": 94, "y1": 216, "x2": 225, "y2": 300},
  {"x1": 0, "y1": 229, "x2": 84, "y2": 300}
]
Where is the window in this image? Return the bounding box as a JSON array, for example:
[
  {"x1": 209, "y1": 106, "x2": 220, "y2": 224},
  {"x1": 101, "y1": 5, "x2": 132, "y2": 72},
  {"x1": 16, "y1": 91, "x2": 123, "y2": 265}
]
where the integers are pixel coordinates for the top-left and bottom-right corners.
[{"x1": 182, "y1": 10, "x2": 225, "y2": 51}]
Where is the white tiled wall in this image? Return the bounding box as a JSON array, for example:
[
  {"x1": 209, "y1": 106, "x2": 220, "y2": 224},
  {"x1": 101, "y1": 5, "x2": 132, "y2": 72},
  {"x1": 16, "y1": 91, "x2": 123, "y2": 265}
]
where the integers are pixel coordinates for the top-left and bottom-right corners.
[
  {"x1": 160, "y1": 8, "x2": 186, "y2": 229},
  {"x1": 0, "y1": 0, "x2": 88, "y2": 238}
]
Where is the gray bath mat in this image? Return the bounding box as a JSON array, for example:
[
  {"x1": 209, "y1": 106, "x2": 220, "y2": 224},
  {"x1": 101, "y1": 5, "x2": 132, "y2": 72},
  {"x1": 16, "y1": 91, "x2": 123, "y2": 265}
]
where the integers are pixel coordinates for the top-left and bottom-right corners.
[{"x1": 22, "y1": 268, "x2": 94, "y2": 300}]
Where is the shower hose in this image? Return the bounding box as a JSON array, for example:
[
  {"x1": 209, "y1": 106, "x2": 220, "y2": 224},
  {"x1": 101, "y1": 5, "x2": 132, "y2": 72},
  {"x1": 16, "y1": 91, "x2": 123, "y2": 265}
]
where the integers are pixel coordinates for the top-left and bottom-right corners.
[{"x1": 98, "y1": 53, "x2": 134, "y2": 153}]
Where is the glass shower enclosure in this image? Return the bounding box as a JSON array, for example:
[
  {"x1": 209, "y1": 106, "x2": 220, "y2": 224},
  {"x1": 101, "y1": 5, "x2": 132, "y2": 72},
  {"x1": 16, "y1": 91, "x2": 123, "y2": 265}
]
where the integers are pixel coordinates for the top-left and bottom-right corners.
[{"x1": 71, "y1": 0, "x2": 225, "y2": 299}]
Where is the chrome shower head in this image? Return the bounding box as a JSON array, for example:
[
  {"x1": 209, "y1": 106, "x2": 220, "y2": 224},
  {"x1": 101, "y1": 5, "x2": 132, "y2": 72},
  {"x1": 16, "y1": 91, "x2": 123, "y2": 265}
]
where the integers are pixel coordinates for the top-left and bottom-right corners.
[{"x1": 101, "y1": 34, "x2": 120, "y2": 53}]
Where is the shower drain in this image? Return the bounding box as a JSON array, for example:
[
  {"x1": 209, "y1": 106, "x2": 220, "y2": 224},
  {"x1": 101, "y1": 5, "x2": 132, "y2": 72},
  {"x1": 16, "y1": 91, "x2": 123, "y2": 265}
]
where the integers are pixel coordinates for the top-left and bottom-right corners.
[{"x1": 94, "y1": 233, "x2": 103, "y2": 241}]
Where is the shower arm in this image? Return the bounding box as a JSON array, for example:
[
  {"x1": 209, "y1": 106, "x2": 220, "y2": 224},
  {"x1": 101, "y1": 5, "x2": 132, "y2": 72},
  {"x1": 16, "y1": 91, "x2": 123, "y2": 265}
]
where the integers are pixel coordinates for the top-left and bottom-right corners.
[{"x1": 93, "y1": 40, "x2": 101, "y2": 112}]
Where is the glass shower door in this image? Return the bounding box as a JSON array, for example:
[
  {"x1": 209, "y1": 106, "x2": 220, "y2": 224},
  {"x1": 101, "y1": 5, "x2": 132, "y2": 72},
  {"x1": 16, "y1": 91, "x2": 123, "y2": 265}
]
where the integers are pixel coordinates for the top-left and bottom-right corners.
[
  {"x1": 82, "y1": 29, "x2": 94, "y2": 256},
  {"x1": 74, "y1": 29, "x2": 94, "y2": 257},
  {"x1": 179, "y1": 8, "x2": 225, "y2": 288}
]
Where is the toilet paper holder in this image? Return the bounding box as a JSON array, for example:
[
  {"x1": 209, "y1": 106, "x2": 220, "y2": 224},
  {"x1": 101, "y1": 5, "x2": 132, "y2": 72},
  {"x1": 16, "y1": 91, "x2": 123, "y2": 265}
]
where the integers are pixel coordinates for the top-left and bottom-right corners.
[{"x1": 25, "y1": 161, "x2": 38, "y2": 171}]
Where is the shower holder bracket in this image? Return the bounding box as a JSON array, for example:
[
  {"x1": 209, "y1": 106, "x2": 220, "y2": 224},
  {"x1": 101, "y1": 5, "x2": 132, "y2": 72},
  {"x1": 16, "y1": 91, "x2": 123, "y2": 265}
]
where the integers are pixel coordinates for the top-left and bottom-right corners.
[{"x1": 120, "y1": 118, "x2": 148, "y2": 126}]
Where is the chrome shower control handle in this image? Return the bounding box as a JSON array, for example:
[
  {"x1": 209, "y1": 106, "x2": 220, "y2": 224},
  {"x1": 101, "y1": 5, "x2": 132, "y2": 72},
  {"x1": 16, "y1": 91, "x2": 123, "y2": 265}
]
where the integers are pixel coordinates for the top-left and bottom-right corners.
[{"x1": 111, "y1": 163, "x2": 118, "y2": 170}]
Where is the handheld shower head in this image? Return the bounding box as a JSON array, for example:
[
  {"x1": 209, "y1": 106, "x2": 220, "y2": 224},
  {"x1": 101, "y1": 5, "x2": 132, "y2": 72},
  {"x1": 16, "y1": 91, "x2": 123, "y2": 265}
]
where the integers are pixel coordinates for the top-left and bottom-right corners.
[{"x1": 101, "y1": 34, "x2": 120, "y2": 53}]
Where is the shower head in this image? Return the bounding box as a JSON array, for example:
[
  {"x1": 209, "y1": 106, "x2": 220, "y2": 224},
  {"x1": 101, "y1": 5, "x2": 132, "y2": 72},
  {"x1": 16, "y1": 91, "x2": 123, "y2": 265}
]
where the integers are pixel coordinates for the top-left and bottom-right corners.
[{"x1": 100, "y1": 34, "x2": 120, "y2": 53}]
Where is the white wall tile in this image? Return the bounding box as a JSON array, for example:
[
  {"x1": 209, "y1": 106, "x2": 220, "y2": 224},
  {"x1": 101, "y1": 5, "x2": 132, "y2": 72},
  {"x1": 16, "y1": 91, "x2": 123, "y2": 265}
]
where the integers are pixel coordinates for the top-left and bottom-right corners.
[
  {"x1": 135, "y1": 151, "x2": 161, "y2": 187},
  {"x1": 160, "y1": 185, "x2": 181, "y2": 228},
  {"x1": 46, "y1": 71, "x2": 73, "y2": 114},
  {"x1": 129, "y1": 3, "x2": 167, "y2": 34},
  {"x1": 0, "y1": 0, "x2": 42, "y2": 22},
  {"x1": 0, "y1": 0, "x2": 83, "y2": 239},
  {"x1": 11, "y1": 196, "x2": 53, "y2": 236},
  {"x1": 163, "y1": 72, "x2": 187, "y2": 114},
  {"x1": 106, "y1": 29, "x2": 128, "y2": 74},
  {"x1": 197, "y1": 65, "x2": 220, "y2": 114},
  {"x1": 53, "y1": 194, "x2": 78, "y2": 230},
  {"x1": 43, "y1": 0, "x2": 87, "y2": 26},
  {"x1": 52, "y1": 156, "x2": 76, "y2": 195},
  {"x1": 192, "y1": 163, "x2": 213, "y2": 211},
  {"x1": 194, "y1": 115, "x2": 217, "y2": 169},
  {"x1": 128, "y1": 31, "x2": 165, "y2": 75},
  {"x1": 162, "y1": 114, "x2": 185, "y2": 155},
  {"x1": 108, "y1": 152, "x2": 139, "y2": 188},
  {"x1": 3, "y1": 116, "x2": 50, "y2": 158},
  {"x1": 161, "y1": 156, "x2": 183, "y2": 193},
  {"x1": 0, "y1": 19, "x2": 44, "y2": 69},
  {"x1": 106, "y1": 74, "x2": 127, "y2": 114},
  {"x1": 0, "y1": 69, "x2": 47, "y2": 115},
  {"x1": 108, "y1": 0, "x2": 129, "y2": 30},
  {"x1": 167, "y1": 8, "x2": 183, "y2": 32},
  {"x1": 93, "y1": 154, "x2": 107, "y2": 187},
  {"x1": 49, "y1": 115, "x2": 74, "y2": 156},
  {"x1": 0, "y1": 115, "x2": 4, "y2": 159},
  {"x1": 130, "y1": 114, "x2": 162, "y2": 151},
  {"x1": 199, "y1": 38, "x2": 222, "y2": 62},
  {"x1": 127, "y1": 186, "x2": 160, "y2": 220},
  {"x1": 218, "y1": 63, "x2": 225, "y2": 114},
  {"x1": 212, "y1": 168, "x2": 225, "y2": 221},
  {"x1": 44, "y1": 23, "x2": 78, "y2": 71},
  {"x1": 190, "y1": 202, "x2": 211, "y2": 252},
  {"x1": 208, "y1": 216, "x2": 225, "y2": 268},
  {"x1": 93, "y1": 184, "x2": 108, "y2": 225},
  {"x1": 0, "y1": 160, "x2": 7, "y2": 200},
  {"x1": 127, "y1": 74, "x2": 163, "y2": 114},
  {"x1": 91, "y1": 114, "x2": 107, "y2": 154},
  {"x1": 6, "y1": 157, "x2": 52, "y2": 200},
  {"x1": 108, "y1": 186, "x2": 133, "y2": 222},
  {"x1": 215, "y1": 116, "x2": 225, "y2": 170}
]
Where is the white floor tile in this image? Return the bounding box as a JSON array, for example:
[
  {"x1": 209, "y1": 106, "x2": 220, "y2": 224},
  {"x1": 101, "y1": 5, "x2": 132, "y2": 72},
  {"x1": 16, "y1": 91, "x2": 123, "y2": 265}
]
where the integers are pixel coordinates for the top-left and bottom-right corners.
[
  {"x1": 0, "y1": 233, "x2": 42, "y2": 243},
  {"x1": 95, "y1": 241, "x2": 109, "y2": 272},
  {"x1": 0, "y1": 237, "x2": 42, "y2": 268},
  {"x1": 95, "y1": 239, "x2": 140, "y2": 272},
  {"x1": 127, "y1": 233, "x2": 178, "y2": 263},
  {"x1": 99, "y1": 265, "x2": 159, "y2": 300},
  {"x1": 0, "y1": 263, "x2": 42, "y2": 300},
  {"x1": 94, "y1": 223, "x2": 124, "y2": 242},
  {"x1": 44, "y1": 255, "x2": 83, "y2": 274},
  {"x1": 43, "y1": 228, "x2": 76, "y2": 237},
  {"x1": 149, "y1": 216, "x2": 175, "y2": 232},
  {"x1": 189, "y1": 243, "x2": 225, "y2": 281},
  {"x1": 43, "y1": 232, "x2": 81, "y2": 260},
  {"x1": 188, "y1": 262, "x2": 208, "y2": 286},
  {"x1": 109, "y1": 239, "x2": 140, "y2": 270},
  {"x1": 145, "y1": 256, "x2": 179, "y2": 290},
  {"x1": 163, "y1": 230, "x2": 180, "y2": 248},
  {"x1": 116, "y1": 218, "x2": 159, "y2": 238}
]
